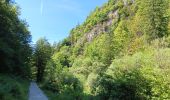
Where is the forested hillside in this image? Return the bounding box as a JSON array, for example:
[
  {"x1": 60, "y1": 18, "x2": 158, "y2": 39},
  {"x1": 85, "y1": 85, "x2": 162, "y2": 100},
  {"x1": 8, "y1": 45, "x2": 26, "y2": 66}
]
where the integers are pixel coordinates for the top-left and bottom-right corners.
[
  {"x1": 1, "y1": 0, "x2": 170, "y2": 100},
  {"x1": 37, "y1": 0, "x2": 170, "y2": 99}
]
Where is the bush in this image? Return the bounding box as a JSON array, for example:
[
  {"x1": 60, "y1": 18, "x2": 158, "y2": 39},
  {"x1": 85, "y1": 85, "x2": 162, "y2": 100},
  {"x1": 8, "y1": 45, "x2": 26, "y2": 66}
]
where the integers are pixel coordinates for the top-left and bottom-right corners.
[
  {"x1": 0, "y1": 75, "x2": 29, "y2": 100},
  {"x1": 43, "y1": 67, "x2": 83, "y2": 100},
  {"x1": 86, "y1": 73, "x2": 99, "y2": 93},
  {"x1": 93, "y1": 50, "x2": 170, "y2": 100}
]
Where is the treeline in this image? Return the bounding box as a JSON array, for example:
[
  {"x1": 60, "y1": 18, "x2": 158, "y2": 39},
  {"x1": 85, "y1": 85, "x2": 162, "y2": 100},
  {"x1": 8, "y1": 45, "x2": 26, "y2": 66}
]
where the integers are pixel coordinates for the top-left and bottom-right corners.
[
  {"x1": 0, "y1": 1, "x2": 32, "y2": 99},
  {"x1": 0, "y1": 0, "x2": 32, "y2": 77}
]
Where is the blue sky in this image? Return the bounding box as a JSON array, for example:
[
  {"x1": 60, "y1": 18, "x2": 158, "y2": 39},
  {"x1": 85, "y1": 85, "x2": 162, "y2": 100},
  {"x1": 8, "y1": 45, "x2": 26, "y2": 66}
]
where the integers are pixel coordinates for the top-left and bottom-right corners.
[{"x1": 14, "y1": 0, "x2": 108, "y2": 44}]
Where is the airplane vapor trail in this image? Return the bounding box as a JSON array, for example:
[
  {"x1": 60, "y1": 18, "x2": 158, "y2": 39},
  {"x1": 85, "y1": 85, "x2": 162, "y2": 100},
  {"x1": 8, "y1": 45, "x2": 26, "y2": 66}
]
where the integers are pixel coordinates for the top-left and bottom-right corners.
[{"x1": 40, "y1": 0, "x2": 44, "y2": 15}]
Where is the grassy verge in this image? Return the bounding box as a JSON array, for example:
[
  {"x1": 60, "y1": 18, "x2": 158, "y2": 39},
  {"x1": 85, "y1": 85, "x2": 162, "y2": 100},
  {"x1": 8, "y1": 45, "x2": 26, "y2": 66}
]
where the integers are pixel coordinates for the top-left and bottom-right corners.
[
  {"x1": 42, "y1": 88, "x2": 97, "y2": 100},
  {"x1": 0, "y1": 74, "x2": 29, "y2": 100},
  {"x1": 43, "y1": 89, "x2": 58, "y2": 100}
]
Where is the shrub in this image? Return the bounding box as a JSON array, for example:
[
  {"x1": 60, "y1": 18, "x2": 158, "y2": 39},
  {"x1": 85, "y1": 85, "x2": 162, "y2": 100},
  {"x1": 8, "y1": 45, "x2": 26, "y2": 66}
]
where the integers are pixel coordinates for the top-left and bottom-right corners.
[
  {"x1": 93, "y1": 50, "x2": 170, "y2": 100},
  {"x1": 0, "y1": 75, "x2": 29, "y2": 100},
  {"x1": 43, "y1": 67, "x2": 83, "y2": 100}
]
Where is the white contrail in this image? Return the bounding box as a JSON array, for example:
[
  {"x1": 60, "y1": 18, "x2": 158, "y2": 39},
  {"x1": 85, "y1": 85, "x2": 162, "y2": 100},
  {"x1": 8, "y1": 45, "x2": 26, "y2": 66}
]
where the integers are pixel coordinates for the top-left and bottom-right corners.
[{"x1": 40, "y1": 0, "x2": 44, "y2": 15}]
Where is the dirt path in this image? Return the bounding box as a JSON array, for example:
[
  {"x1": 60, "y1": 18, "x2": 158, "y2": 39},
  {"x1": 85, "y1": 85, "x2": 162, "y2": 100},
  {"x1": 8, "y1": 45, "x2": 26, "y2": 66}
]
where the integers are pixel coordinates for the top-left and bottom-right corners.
[{"x1": 29, "y1": 82, "x2": 48, "y2": 100}]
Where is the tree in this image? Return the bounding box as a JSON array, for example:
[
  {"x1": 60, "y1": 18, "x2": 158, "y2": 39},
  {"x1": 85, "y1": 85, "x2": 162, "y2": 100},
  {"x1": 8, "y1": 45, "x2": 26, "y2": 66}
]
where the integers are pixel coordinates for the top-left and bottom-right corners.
[
  {"x1": 34, "y1": 38, "x2": 52, "y2": 82},
  {"x1": 0, "y1": 0, "x2": 32, "y2": 77}
]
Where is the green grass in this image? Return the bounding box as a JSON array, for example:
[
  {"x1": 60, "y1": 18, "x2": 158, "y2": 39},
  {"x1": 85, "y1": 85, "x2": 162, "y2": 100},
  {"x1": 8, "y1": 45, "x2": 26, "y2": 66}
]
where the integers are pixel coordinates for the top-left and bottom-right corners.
[
  {"x1": 0, "y1": 74, "x2": 29, "y2": 100},
  {"x1": 43, "y1": 89, "x2": 95, "y2": 100},
  {"x1": 43, "y1": 90, "x2": 59, "y2": 100}
]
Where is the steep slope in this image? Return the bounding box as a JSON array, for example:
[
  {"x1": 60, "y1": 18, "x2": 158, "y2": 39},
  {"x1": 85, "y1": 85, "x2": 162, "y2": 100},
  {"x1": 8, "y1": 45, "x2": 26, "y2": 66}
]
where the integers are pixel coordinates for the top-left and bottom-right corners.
[
  {"x1": 52, "y1": 0, "x2": 169, "y2": 69},
  {"x1": 43, "y1": 0, "x2": 170, "y2": 99},
  {"x1": 55, "y1": 0, "x2": 137, "y2": 66}
]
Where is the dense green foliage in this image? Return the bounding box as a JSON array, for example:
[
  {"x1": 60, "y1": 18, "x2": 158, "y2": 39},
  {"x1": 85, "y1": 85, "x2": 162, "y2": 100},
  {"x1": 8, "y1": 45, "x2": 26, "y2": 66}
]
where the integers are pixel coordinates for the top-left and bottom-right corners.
[
  {"x1": 0, "y1": 0, "x2": 32, "y2": 77},
  {"x1": 33, "y1": 38, "x2": 52, "y2": 82},
  {"x1": 1, "y1": 0, "x2": 170, "y2": 100},
  {"x1": 41, "y1": 0, "x2": 170, "y2": 99},
  {"x1": 93, "y1": 49, "x2": 170, "y2": 99},
  {"x1": 0, "y1": 74, "x2": 29, "y2": 100},
  {"x1": 0, "y1": 1, "x2": 32, "y2": 99}
]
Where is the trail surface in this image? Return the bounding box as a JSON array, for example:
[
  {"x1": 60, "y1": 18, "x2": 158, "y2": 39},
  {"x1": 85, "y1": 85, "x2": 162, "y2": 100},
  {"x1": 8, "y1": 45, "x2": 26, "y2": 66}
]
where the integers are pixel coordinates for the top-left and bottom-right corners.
[{"x1": 29, "y1": 82, "x2": 48, "y2": 100}]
